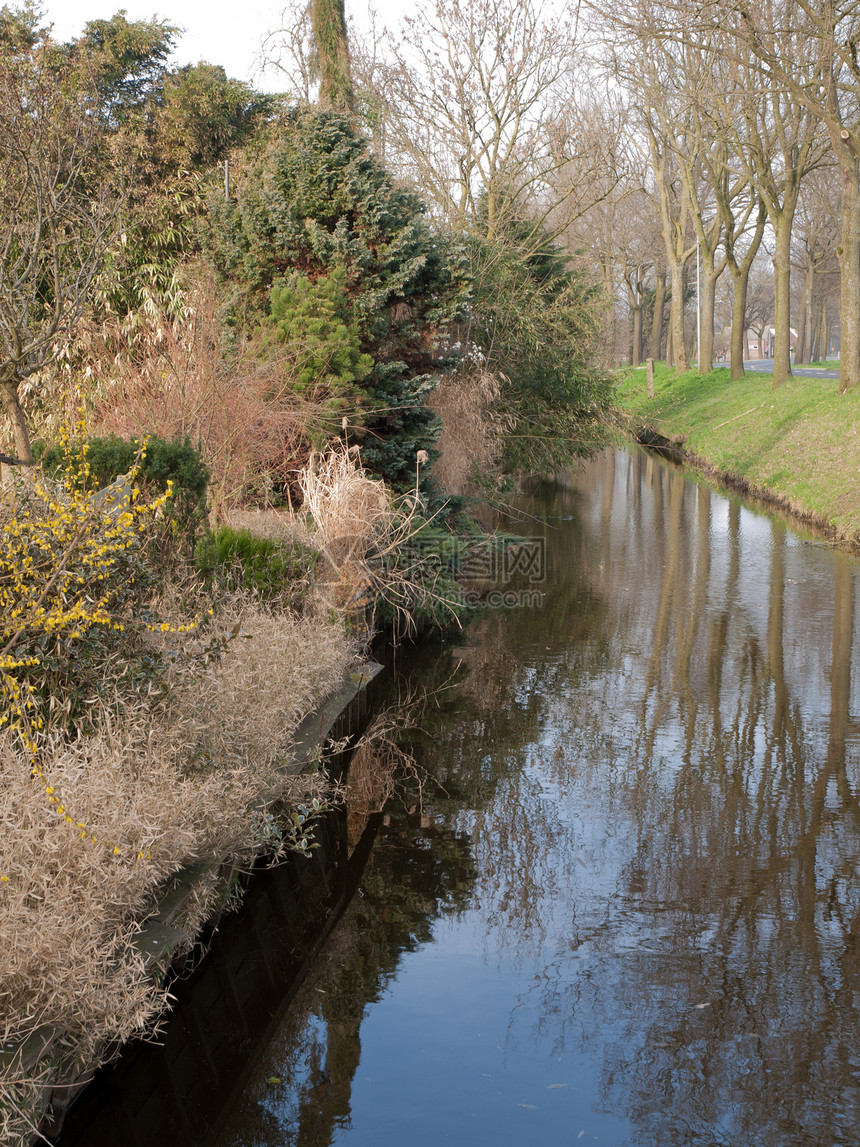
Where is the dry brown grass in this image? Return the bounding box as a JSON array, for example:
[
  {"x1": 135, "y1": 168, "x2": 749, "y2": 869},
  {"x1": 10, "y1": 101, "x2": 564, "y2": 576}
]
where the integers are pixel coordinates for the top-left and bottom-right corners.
[
  {"x1": 63, "y1": 266, "x2": 333, "y2": 516},
  {"x1": 426, "y1": 367, "x2": 509, "y2": 496},
  {"x1": 167, "y1": 596, "x2": 350, "y2": 774},
  {"x1": 299, "y1": 442, "x2": 461, "y2": 635},
  {"x1": 0, "y1": 594, "x2": 353, "y2": 1143}
]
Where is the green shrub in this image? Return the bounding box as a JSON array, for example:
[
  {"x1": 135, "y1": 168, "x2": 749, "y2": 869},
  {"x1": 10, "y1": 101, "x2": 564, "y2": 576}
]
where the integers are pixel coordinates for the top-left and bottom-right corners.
[
  {"x1": 269, "y1": 269, "x2": 373, "y2": 424},
  {"x1": 39, "y1": 434, "x2": 210, "y2": 555},
  {"x1": 194, "y1": 525, "x2": 318, "y2": 603},
  {"x1": 467, "y1": 215, "x2": 613, "y2": 471}
]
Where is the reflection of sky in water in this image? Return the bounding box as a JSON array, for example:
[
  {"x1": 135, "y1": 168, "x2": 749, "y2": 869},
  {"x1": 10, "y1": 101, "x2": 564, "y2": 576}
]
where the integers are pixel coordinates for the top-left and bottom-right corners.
[
  {"x1": 338, "y1": 946, "x2": 632, "y2": 1146},
  {"x1": 216, "y1": 448, "x2": 860, "y2": 1147}
]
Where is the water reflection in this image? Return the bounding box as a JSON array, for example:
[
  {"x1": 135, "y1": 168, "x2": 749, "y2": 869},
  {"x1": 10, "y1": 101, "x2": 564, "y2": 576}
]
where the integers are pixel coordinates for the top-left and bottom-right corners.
[
  {"x1": 214, "y1": 809, "x2": 476, "y2": 1147},
  {"x1": 105, "y1": 449, "x2": 860, "y2": 1147},
  {"x1": 219, "y1": 451, "x2": 860, "y2": 1146},
  {"x1": 514, "y1": 452, "x2": 860, "y2": 1144}
]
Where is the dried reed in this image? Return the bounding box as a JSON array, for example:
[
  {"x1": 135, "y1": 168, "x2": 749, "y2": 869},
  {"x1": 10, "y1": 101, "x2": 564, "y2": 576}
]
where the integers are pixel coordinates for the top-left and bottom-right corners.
[
  {"x1": 300, "y1": 443, "x2": 393, "y2": 551},
  {"x1": 0, "y1": 593, "x2": 352, "y2": 1141},
  {"x1": 426, "y1": 367, "x2": 509, "y2": 496},
  {"x1": 300, "y1": 442, "x2": 461, "y2": 635}
]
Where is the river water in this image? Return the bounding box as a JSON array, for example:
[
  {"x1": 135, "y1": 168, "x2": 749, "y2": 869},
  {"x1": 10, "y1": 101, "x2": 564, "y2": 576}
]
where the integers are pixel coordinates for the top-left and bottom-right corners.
[{"x1": 64, "y1": 447, "x2": 860, "y2": 1146}]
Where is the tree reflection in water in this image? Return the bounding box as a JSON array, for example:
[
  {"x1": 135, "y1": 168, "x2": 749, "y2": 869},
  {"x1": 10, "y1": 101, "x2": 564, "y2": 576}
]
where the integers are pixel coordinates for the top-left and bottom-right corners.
[
  {"x1": 216, "y1": 448, "x2": 860, "y2": 1147},
  {"x1": 512, "y1": 452, "x2": 860, "y2": 1145}
]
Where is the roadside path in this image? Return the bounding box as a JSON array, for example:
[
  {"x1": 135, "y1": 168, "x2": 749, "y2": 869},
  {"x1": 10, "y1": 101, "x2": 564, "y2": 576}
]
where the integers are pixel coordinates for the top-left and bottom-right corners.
[{"x1": 743, "y1": 358, "x2": 841, "y2": 380}]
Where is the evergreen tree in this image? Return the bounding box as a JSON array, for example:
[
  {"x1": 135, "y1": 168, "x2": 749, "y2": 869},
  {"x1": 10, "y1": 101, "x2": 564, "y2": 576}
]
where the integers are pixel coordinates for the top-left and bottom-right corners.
[
  {"x1": 206, "y1": 108, "x2": 470, "y2": 485},
  {"x1": 270, "y1": 269, "x2": 373, "y2": 428},
  {"x1": 69, "y1": 10, "x2": 178, "y2": 127},
  {"x1": 61, "y1": 18, "x2": 273, "y2": 318}
]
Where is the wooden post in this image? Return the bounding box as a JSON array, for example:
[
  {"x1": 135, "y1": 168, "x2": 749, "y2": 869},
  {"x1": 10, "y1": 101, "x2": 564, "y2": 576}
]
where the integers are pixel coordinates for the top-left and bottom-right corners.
[{"x1": 646, "y1": 357, "x2": 655, "y2": 398}]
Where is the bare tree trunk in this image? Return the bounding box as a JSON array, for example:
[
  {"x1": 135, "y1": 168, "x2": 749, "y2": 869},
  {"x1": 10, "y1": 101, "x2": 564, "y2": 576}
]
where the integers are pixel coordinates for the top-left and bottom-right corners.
[
  {"x1": 649, "y1": 268, "x2": 666, "y2": 361},
  {"x1": 599, "y1": 253, "x2": 617, "y2": 369},
  {"x1": 804, "y1": 275, "x2": 817, "y2": 364},
  {"x1": 810, "y1": 298, "x2": 825, "y2": 361},
  {"x1": 795, "y1": 262, "x2": 811, "y2": 364},
  {"x1": 820, "y1": 300, "x2": 829, "y2": 360},
  {"x1": 699, "y1": 251, "x2": 717, "y2": 374},
  {"x1": 771, "y1": 221, "x2": 793, "y2": 386},
  {"x1": 1, "y1": 379, "x2": 34, "y2": 465},
  {"x1": 799, "y1": 258, "x2": 818, "y2": 365},
  {"x1": 724, "y1": 197, "x2": 765, "y2": 381},
  {"x1": 731, "y1": 273, "x2": 750, "y2": 379},
  {"x1": 631, "y1": 304, "x2": 642, "y2": 366},
  {"x1": 669, "y1": 260, "x2": 689, "y2": 373},
  {"x1": 836, "y1": 139, "x2": 860, "y2": 392},
  {"x1": 626, "y1": 270, "x2": 643, "y2": 367}
]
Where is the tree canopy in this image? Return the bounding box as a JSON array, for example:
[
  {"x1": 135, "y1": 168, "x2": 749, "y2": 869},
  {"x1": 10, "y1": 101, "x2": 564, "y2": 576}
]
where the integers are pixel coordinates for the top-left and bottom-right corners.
[{"x1": 206, "y1": 107, "x2": 471, "y2": 484}]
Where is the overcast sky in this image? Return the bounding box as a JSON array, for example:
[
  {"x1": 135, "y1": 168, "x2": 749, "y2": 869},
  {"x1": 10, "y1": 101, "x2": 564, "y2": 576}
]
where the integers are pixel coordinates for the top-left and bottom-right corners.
[{"x1": 42, "y1": 1, "x2": 406, "y2": 90}]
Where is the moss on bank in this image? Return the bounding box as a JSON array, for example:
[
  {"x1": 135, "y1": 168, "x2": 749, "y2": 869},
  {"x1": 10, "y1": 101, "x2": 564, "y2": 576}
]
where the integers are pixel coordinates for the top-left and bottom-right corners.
[{"x1": 614, "y1": 363, "x2": 860, "y2": 543}]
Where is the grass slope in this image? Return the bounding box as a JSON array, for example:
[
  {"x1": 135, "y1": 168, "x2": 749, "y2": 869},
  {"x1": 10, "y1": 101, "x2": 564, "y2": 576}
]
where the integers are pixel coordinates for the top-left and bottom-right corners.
[{"x1": 614, "y1": 363, "x2": 860, "y2": 541}]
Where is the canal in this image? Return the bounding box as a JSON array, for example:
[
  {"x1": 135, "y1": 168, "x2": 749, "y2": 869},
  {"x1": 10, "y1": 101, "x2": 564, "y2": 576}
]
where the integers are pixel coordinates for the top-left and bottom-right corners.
[{"x1": 58, "y1": 447, "x2": 860, "y2": 1146}]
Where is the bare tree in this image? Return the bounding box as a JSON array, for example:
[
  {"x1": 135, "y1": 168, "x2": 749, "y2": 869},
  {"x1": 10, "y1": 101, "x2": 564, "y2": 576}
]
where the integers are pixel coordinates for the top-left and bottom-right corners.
[
  {"x1": 791, "y1": 167, "x2": 840, "y2": 364},
  {"x1": 745, "y1": 256, "x2": 776, "y2": 358},
  {"x1": 634, "y1": 70, "x2": 698, "y2": 373},
  {"x1": 668, "y1": 0, "x2": 860, "y2": 389},
  {"x1": 0, "y1": 45, "x2": 122, "y2": 466},
  {"x1": 610, "y1": 187, "x2": 664, "y2": 367},
  {"x1": 345, "y1": 0, "x2": 617, "y2": 239},
  {"x1": 258, "y1": 2, "x2": 316, "y2": 102},
  {"x1": 725, "y1": 46, "x2": 828, "y2": 385},
  {"x1": 721, "y1": 188, "x2": 767, "y2": 378},
  {"x1": 565, "y1": 184, "x2": 623, "y2": 366},
  {"x1": 596, "y1": 2, "x2": 726, "y2": 374}
]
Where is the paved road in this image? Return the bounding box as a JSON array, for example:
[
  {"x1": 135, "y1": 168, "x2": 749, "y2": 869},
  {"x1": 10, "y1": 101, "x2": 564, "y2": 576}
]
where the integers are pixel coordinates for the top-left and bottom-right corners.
[{"x1": 743, "y1": 358, "x2": 841, "y2": 380}]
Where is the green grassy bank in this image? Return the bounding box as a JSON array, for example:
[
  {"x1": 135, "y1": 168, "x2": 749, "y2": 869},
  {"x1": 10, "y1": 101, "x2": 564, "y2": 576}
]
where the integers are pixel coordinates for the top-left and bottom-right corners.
[{"x1": 614, "y1": 363, "x2": 860, "y2": 543}]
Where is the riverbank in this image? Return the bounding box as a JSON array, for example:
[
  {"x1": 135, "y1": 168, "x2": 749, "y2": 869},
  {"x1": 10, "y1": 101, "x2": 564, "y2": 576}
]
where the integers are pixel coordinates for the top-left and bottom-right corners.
[
  {"x1": 614, "y1": 363, "x2": 860, "y2": 546},
  {"x1": 0, "y1": 438, "x2": 435, "y2": 1145}
]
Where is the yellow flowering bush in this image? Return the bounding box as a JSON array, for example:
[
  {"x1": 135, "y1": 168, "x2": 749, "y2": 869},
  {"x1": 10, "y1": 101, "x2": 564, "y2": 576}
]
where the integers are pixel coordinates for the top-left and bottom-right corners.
[{"x1": 0, "y1": 425, "x2": 197, "y2": 788}]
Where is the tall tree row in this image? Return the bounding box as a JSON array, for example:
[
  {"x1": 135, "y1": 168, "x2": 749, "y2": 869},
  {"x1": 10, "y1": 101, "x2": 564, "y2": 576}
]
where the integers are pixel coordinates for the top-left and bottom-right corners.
[{"x1": 587, "y1": 0, "x2": 847, "y2": 385}]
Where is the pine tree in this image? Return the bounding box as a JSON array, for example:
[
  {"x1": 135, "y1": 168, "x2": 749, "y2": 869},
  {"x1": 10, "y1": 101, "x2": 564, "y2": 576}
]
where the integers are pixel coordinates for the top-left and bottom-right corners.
[
  {"x1": 270, "y1": 270, "x2": 373, "y2": 426},
  {"x1": 206, "y1": 109, "x2": 470, "y2": 485}
]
